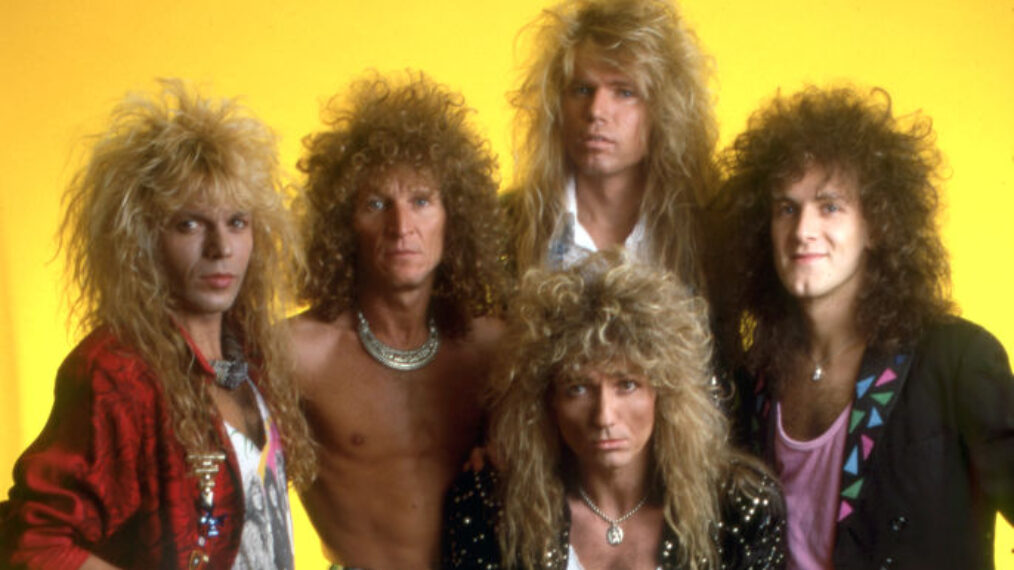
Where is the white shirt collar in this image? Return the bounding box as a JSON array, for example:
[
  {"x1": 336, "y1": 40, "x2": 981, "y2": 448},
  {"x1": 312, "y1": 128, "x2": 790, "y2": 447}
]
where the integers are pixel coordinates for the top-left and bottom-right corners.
[{"x1": 565, "y1": 178, "x2": 648, "y2": 254}]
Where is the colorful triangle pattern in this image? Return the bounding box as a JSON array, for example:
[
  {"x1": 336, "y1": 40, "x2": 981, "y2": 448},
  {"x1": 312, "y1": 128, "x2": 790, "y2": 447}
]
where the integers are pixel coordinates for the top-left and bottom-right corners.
[
  {"x1": 838, "y1": 500, "x2": 853, "y2": 521},
  {"x1": 750, "y1": 353, "x2": 909, "y2": 525},
  {"x1": 839, "y1": 352, "x2": 912, "y2": 523},
  {"x1": 835, "y1": 351, "x2": 909, "y2": 523}
]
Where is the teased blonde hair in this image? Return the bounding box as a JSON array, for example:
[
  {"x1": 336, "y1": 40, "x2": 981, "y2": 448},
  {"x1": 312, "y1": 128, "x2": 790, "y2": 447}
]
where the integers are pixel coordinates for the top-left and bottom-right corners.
[
  {"x1": 60, "y1": 79, "x2": 315, "y2": 488},
  {"x1": 489, "y1": 250, "x2": 748, "y2": 568},
  {"x1": 506, "y1": 0, "x2": 718, "y2": 289}
]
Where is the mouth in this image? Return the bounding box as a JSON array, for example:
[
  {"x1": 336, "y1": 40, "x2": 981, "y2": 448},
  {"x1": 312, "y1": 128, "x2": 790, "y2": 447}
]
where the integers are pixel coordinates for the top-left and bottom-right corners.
[
  {"x1": 791, "y1": 252, "x2": 826, "y2": 263},
  {"x1": 386, "y1": 249, "x2": 421, "y2": 258},
  {"x1": 579, "y1": 134, "x2": 615, "y2": 149},
  {"x1": 592, "y1": 438, "x2": 626, "y2": 451},
  {"x1": 201, "y1": 273, "x2": 235, "y2": 289}
]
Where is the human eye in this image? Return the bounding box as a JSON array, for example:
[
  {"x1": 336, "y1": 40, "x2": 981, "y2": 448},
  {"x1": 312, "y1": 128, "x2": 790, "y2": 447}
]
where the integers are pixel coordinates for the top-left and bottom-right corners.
[
  {"x1": 229, "y1": 213, "x2": 250, "y2": 229},
  {"x1": 821, "y1": 201, "x2": 842, "y2": 214},
  {"x1": 571, "y1": 83, "x2": 594, "y2": 97},
  {"x1": 772, "y1": 200, "x2": 797, "y2": 217},
  {"x1": 616, "y1": 86, "x2": 638, "y2": 99},
  {"x1": 413, "y1": 194, "x2": 432, "y2": 207},
  {"x1": 363, "y1": 197, "x2": 386, "y2": 212},
  {"x1": 173, "y1": 216, "x2": 200, "y2": 233},
  {"x1": 564, "y1": 383, "x2": 588, "y2": 397},
  {"x1": 616, "y1": 377, "x2": 640, "y2": 393}
]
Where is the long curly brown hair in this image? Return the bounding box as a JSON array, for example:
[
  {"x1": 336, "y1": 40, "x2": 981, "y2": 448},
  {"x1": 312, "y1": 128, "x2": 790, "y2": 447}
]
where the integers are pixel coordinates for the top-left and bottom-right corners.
[
  {"x1": 707, "y1": 86, "x2": 953, "y2": 381},
  {"x1": 489, "y1": 250, "x2": 765, "y2": 569},
  {"x1": 297, "y1": 71, "x2": 508, "y2": 337},
  {"x1": 59, "y1": 79, "x2": 316, "y2": 488},
  {"x1": 505, "y1": 0, "x2": 718, "y2": 289}
]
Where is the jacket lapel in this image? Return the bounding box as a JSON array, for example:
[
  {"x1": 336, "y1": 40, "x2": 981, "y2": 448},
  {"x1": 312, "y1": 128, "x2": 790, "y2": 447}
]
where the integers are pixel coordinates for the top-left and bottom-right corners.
[{"x1": 835, "y1": 349, "x2": 913, "y2": 522}]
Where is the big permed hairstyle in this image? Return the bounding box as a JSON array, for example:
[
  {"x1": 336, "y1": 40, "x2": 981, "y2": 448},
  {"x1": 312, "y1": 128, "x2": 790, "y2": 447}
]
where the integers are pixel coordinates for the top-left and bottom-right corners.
[
  {"x1": 488, "y1": 250, "x2": 762, "y2": 569},
  {"x1": 506, "y1": 0, "x2": 718, "y2": 288},
  {"x1": 297, "y1": 72, "x2": 507, "y2": 337},
  {"x1": 708, "y1": 86, "x2": 952, "y2": 379},
  {"x1": 60, "y1": 79, "x2": 316, "y2": 488}
]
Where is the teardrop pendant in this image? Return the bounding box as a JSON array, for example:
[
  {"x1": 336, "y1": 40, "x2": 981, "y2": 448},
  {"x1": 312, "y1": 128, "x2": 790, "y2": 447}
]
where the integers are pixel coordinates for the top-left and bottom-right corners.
[{"x1": 606, "y1": 523, "x2": 624, "y2": 545}]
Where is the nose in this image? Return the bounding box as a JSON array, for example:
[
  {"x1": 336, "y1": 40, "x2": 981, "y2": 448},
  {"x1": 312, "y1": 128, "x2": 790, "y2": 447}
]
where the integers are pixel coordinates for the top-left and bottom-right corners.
[
  {"x1": 587, "y1": 88, "x2": 609, "y2": 122},
  {"x1": 204, "y1": 223, "x2": 232, "y2": 258},
  {"x1": 793, "y1": 204, "x2": 818, "y2": 242},
  {"x1": 385, "y1": 201, "x2": 412, "y2": 237},
  {"x1": 592, "y1": 386, "x2": 616, "y2": 428}
]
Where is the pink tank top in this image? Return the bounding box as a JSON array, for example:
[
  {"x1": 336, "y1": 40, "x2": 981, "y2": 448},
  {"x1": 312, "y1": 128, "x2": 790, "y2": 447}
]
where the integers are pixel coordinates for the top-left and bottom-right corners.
[{"x1": 774, "y1": 401, "x2": 850, "y2": 570}]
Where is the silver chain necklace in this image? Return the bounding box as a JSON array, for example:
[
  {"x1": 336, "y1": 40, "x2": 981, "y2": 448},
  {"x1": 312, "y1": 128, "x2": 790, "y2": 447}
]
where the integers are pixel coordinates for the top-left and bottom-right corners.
[
  {"x1": 809, "y1": 339, "x2": 863, "y2": 382},
  {"x1": 577, "y1": 486, "x2": 648, "y2": 546},
  {"x1": 356, "y1": 310, "x2": 440, "y2": 371}
]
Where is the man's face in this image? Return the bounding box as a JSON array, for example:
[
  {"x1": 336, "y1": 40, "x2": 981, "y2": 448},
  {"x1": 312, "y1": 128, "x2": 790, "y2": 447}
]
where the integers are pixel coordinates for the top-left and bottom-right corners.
[
  {"x1": 353, "y1": 165, "x2": 446, "y2": 294},
  {"x1": 552, "y1": 364, "x2": 656, "y2": 477},
  {"x1": 161, "y1": 201, "x2": 254, "y2": 323},
  {"x1": 561, "y1": 46, "x2": 650, "y2": 184},
  {"x1": 770, "y1": 165, "x2": 870, "y2": 307}
]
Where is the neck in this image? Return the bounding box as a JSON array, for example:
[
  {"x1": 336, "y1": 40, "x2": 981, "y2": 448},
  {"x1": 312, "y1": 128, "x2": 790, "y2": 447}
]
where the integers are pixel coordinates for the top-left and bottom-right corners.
[
  {"x1": 800, "y1": 295, "x2": 864, "y2": 361},
  {"x1": 578, "y1": 462, "x2": 652, "y2": 514},
  {"x1": 357, "y1": 285, "x2": 434, "y2": 349},
  {"x1": 173, "y1": 312, "x2": 224, "y2": 360},
  {"x1": 573, "y1": 170, "x2": 646, "y2": 247}
]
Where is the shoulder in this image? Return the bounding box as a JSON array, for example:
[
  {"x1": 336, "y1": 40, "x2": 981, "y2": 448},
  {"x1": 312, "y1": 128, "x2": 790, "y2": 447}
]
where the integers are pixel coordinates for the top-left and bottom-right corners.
[
  {"x1": 467, "y1": 316, "x2": 506, "y2": 352},
  {"x1": 443, "y1": 466, "x2": 502, "y2": 568},
  {"x1": 287, "y1": 310, "x2": 353, "y2": 364},
  {"x1": 721, "y1": 456, "x2": 785, "y2": 519},
  {"x1": 287, "y1": 309, "x2": 343, "y2": 340},
  {"x1": 716, "y1": 456, "x2": 787, "y2": 569},
  {"x1": 58, "y1": 328, "x2": 159, "y2": 401},
  {"x1": 917, "y1": 317, "x2": 1007, "y2": 355},
  {"x1": 910, "y1": 317, "x2": 1012, "y2": 382}
]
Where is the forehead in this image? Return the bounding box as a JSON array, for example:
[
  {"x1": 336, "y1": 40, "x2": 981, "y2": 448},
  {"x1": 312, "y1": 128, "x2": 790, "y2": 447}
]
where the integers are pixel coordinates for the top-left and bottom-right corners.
[
  {"x1": 167, "y1": 193, "x2": 248, "y2": 216},
  {"x1": 359, "y1": 164, "x2": 438, "y2": 196},
  {"x1": 166, "y1": 178, "x2": 254, "y2": 212},
  {"x1": 772, "y1": 165, "x2": 861, "y2": 203},
  {"x1": 558, "y1": 358, "x2": 641, "y2": 381},
  {"x1": 569, "y1": 43, "x2": 642, "y2": 85}
]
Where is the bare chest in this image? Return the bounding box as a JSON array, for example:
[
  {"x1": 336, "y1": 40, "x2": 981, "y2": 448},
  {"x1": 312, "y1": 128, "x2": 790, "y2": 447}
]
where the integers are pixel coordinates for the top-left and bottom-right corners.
[
  {"x1": 302, "y1": 347, "x2": 484, "y2": 461},
  {"x1": 777, "y1": 358, "x2": 862, "y2": 441},
  {"x1": 567, "y1": 499, "x2": 664, "y2": 570}
]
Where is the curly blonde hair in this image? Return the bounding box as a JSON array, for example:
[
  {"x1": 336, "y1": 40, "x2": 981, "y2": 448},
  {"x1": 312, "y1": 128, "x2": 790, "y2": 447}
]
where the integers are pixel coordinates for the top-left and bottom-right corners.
[
  {"x1": 297, "y1": 71, "x2": 508, "y2": 337},
  {"x1": 505, "y1": 0, "x2": 718, "y2": 288},
  {"x1": 489, "y1": 250, "x2": 748, "y2": 568},
  {"x1": 59, "y1": 79, "x2": 316, "y2": 488}
]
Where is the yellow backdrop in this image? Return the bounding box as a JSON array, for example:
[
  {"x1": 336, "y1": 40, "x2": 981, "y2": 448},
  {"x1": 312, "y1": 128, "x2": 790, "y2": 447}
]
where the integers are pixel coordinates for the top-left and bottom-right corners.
[{"x1": 1, "y1": 1, "x2": 1011, "y2": 567}]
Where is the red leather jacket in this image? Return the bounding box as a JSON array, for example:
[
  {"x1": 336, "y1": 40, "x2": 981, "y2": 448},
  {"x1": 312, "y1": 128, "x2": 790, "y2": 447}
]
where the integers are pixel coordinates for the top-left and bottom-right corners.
[{"x1": 0, "y1": 327, "x2": 246, "y2": 569}]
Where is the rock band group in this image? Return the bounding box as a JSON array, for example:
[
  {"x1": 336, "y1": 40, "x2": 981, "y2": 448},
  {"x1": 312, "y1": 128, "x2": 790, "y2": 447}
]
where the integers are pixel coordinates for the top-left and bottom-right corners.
[{"x1": 2, "y1": 0, "x2": 1012, "y2": 569}]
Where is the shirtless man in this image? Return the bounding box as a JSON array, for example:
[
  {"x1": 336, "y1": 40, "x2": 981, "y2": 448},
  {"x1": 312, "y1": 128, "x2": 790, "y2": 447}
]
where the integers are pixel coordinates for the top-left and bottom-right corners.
[
  {"x1": 505, "y1": 0, "x2": 718, "y2": 289},
  {"x1": 289, "y1": 73, "x2": 508, "y2": 569}
]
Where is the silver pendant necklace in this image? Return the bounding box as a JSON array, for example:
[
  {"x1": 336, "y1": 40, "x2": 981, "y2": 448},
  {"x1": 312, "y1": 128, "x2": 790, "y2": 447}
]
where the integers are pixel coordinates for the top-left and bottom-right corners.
[
  {"x1": 356, "y1": 310, "x2": 440, "y2": 371},
  {"x1": 808, "y1": 339, "x2": 863, "y2": 382},
  {"x1": 577, "y1": 486, "x2": 648, "y2": 546}
]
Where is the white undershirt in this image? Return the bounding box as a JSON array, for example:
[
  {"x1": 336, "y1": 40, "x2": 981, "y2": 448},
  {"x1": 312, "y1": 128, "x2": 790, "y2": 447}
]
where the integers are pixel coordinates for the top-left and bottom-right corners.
[{"x1": 225, "y1": 384, "x2": 294, "y2": 570}]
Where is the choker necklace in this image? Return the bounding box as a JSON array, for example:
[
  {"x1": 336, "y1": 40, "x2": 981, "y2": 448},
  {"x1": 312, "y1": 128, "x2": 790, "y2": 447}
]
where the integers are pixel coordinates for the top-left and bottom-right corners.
[
  {"x1": 209, "y1": 330, "x2": 248, "y2": 390},
  {"x1": 356, "y1": 310, "x2": 439, "y2": 371},
  {"x1": 809, "y1": 339, "x2": 862, "y2": 382},
  {"x1": 577, "y1": 486, "x2": 648, "y2": 546}
]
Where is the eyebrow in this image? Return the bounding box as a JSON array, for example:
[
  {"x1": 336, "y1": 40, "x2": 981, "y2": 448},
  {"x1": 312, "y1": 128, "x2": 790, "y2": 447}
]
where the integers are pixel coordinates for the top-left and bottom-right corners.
[{"x1": 770, "y1": 188, "x2": 852, "y2": 203}]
